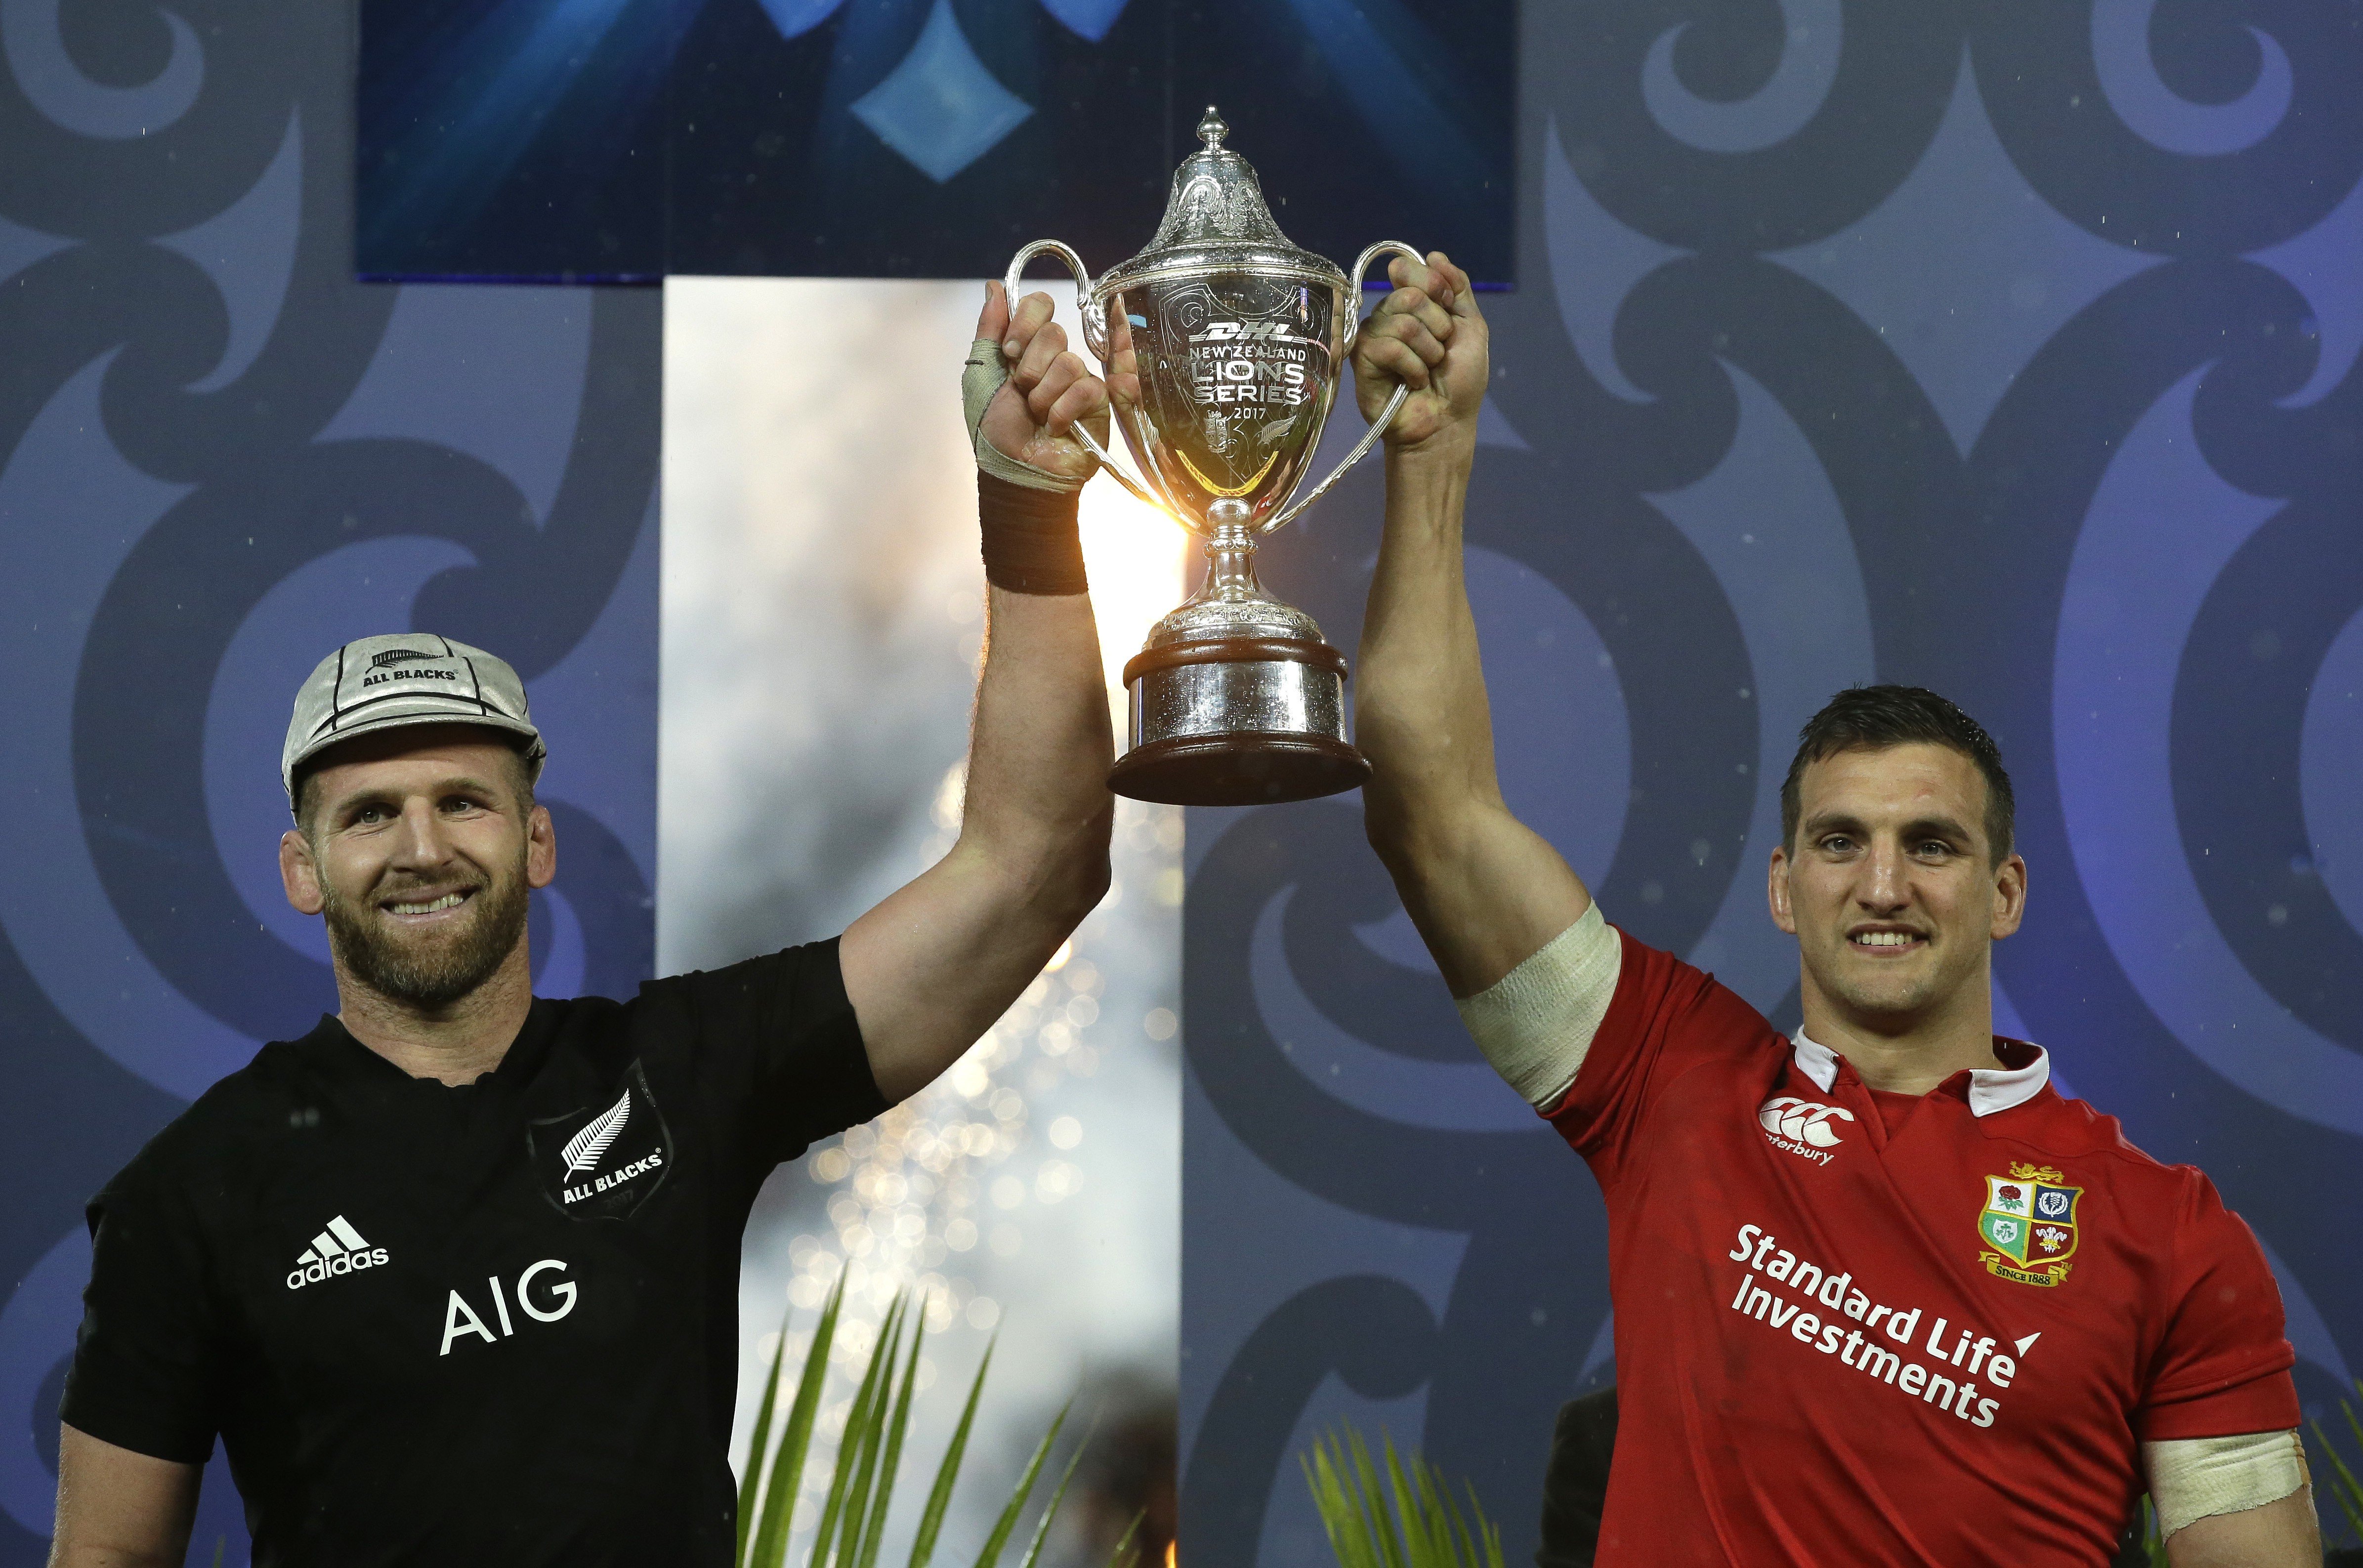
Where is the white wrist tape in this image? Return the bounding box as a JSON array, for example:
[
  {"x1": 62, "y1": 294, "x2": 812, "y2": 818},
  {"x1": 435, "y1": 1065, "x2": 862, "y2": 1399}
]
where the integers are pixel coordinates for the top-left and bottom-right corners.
[
  {"x1": 2145, "y1": 1430, "x2": 2308, "y2": 1537},
  {"x1": 963, "y1": 339, "x2": 1084, "y2": 493},
  {"x1": 1453, "y1": 903, "x2": 1621, "y2": 1112}
]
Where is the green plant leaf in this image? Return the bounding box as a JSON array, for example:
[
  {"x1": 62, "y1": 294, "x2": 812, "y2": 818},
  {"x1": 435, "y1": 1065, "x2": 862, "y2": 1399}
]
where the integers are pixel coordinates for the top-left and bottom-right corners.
[
  {"x1": 1300, "y1": 1422, "x2": 1504, "y2": 1568},
  {"x1": 855, "y1": 1296, "x2": 929, "y2": 1568},
  {"x1": 827, "y1": 1296, "x2": 909, "y2": 1568},
  {"x1": 2138, "y1": 1495, "x2": 2170, "y2": 1568},
  {"x1": 1101, "y1": 1510, "x2": 1145, "y2": 1568},
  {"x1": 1350, "y1": 1429, "x2": 1406, "y2": 1568},
  {"x1": 809, "y1": 1295, "x2": 905, "y2": 1568},
  {"x1": 2313, "y1": 1385, "x2": 2363, "y2": 1547},
  {"x1": 748, "y1": 1273, "x2": 849, "y2": 1568},
  {"x1": 971, "y1": 1402, "x2": 1070, "y2": 1568},
  {"x1": 838, "y1": 1304, "x2": 906, "y2": 1568},
  {"x1": 738, "y1": 1292, "x2": 799, "y2": 1564},
  {"x1": 1302, "y1": 1438, "x2": 1375, "y2": 1568},
  {"x1": 1015, "y1": 1417, "x2": 1096, "y2": 1568},
  {"x1": 2337, "y1": 1383, "x2": 2363, "y2": 1546},
  {"x1": 908, "y1": 1337, "x2": 995, "y2": 1568}
]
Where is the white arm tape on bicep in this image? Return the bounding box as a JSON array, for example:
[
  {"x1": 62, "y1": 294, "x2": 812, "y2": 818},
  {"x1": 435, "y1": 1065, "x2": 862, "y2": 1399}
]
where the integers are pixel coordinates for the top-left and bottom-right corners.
[
  {"x1": 2144, "y1": 1430, "x2": 2309, "y2": 1538},
  {"x1": 1452, "y1": 903, "x2": 1621, "y2": 1112}
]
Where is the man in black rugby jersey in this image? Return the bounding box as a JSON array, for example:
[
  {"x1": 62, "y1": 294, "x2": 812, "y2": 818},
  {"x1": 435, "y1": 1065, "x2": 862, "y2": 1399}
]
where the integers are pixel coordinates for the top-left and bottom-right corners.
[{"x1": 50, "y1": 285, "x2": 1117, "y2": 1568}]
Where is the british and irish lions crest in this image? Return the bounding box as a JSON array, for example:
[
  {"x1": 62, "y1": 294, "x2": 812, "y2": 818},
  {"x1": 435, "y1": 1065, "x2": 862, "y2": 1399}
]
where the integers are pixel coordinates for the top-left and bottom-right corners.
[
  {"x1": 1004, "y1": 108, "x2": 1427, "y2": 806},
  {"x1": 1978, "y1": 1162, "x2": 2081, "y2": 1286}
]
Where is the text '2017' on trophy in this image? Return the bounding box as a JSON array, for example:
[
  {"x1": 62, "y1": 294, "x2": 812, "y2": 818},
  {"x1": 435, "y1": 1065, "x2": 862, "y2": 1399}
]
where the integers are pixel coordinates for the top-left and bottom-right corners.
[{"x1": 1006, "y1": 108, "x2": 1424, "y2": 807}]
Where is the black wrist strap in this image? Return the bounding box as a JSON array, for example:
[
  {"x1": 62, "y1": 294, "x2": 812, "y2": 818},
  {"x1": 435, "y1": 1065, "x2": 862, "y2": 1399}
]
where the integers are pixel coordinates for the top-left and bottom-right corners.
[{"x1": 978, "y1": 472, "x2": 1088, "y2": 596}]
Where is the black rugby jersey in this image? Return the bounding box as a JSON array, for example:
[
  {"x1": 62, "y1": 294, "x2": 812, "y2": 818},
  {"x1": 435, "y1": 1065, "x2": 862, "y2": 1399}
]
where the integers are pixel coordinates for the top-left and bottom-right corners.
[{"x1": 62, "y1": 940, "x2": 884, "y2": 1568}]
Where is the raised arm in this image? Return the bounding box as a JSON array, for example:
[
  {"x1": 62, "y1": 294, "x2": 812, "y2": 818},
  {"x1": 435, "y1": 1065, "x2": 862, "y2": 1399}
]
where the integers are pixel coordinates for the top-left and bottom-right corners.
[
  {"x1": 1352, "y1": 253, "x2": 1591, "y2": 998},
  {"x1": 841, "y1": 283, "x2": 1116, "y2": 1104},
  {"x1": 49, "y1": 1424, "x2": 199, "y2": 1568}
]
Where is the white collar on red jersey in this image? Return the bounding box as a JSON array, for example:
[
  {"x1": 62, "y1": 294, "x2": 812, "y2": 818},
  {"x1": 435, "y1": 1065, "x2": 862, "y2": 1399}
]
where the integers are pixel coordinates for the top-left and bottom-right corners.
[{"x1": 1789, "y1": 1032, "x2": 2051, "y2": 1116}]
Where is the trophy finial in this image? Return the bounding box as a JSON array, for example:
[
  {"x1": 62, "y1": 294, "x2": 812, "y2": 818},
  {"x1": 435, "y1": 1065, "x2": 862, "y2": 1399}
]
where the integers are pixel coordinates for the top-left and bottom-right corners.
[{"x1": 1196, "y1": 107, "x2": 1227, "y2": 151}]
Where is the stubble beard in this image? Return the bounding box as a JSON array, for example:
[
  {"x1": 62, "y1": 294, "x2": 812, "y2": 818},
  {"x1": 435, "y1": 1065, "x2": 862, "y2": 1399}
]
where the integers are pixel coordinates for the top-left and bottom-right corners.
[
  {"x1": 323, "y1": 857, "x2": 530, "y2": 1010},
  {"x1": 1809, "y1": 935, "x2": 1976, "y2": 1029}
]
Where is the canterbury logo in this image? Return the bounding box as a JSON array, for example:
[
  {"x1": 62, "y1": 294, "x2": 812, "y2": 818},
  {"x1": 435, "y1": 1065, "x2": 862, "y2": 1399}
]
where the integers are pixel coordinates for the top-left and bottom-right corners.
[
  {"x1": 561, "y1": 1089, "x2": 631, "y2": 1176},
  {"x1": 287, "y1": 1215, "x2": 389, "y2": 1290},
  {"x1": 1759, "y1": 1096, "x2": 1856, "y2": 1150}
]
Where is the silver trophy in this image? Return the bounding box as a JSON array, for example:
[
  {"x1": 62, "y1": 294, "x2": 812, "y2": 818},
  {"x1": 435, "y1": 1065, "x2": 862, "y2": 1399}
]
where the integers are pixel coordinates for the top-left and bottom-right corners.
[{"x1": 1005, "y1": 107, "x2": 1421, "y2": 806}]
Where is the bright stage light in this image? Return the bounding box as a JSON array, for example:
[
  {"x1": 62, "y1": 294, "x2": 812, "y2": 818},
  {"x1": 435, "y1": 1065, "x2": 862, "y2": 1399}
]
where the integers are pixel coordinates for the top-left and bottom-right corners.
[{"x1": 1077, "y1": 468, "x2": 1192, "y2": 710}]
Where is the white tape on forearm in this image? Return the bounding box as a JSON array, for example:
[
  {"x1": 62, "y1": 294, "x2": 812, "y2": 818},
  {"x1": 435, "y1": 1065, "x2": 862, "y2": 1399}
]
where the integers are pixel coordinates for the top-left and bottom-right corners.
[
  {"x1": 2145, "y1": 1430, "x2": 2308, "y2": 1537},
  {"x1": 964, "y1": 339, "x2": 1083, "y2": 494},
  {"x1": 1453, "y1": 903, "x2": 1621, "y2": 1112}
]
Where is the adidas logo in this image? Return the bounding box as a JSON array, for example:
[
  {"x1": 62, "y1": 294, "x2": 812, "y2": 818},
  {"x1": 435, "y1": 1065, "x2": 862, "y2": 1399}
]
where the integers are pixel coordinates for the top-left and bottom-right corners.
[{"x1": 286, "y1": 1215, "x2": 390, "y2": 1291}]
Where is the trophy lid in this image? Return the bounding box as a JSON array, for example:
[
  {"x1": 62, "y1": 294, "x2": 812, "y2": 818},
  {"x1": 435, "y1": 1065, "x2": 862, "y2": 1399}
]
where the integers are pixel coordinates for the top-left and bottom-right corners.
[{"x1": 1096, "y1": 108, "x2": 1347, "y2": 294}]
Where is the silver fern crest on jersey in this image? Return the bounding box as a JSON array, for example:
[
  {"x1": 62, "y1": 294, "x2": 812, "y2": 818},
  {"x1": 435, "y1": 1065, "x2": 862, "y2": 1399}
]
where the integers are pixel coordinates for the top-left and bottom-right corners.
[
  {"x1": 528, "y1": 1062, "x2": 672, "y2": 1219},
  {"x1": 560, "y1": 1088, "x2": 631, "y2": 1175}
]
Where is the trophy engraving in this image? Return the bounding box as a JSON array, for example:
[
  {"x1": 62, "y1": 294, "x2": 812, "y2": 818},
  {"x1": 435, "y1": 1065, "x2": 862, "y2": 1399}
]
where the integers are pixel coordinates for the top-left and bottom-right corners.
[{"x1": 1005, "y1": 108, "x2": 1422, "y2": 806}]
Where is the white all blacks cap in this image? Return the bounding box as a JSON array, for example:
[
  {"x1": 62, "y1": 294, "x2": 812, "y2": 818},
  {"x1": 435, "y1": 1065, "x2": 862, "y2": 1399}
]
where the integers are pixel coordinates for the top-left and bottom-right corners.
[{"x1": 282, "y1": 633, "x2": 547, "y2": 803}]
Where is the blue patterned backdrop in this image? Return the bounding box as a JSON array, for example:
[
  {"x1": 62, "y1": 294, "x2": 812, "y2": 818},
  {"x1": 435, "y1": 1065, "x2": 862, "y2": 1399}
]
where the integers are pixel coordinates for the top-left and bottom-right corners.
[
  {"x1": 1178, "y1": 0, "x2": 2363, "y2": 1562},
  {"x1": 354, "y1": 0, "x2": 1514, "y2": 284},
  {"x1": 0, "y1": 0, "x2": 660, "y2": 1560}
]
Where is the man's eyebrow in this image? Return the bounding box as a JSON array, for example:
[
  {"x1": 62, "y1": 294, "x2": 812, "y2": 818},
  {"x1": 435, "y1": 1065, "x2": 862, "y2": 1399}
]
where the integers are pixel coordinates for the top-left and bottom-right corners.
[
  {"x1": 329, "y1": 784, "x2": 401, "y2": 816},
  {"x1": 329, "y1": 776, "x2": 506, "y2": 814},
  {"x1": 1899, "y1": 814, "x2": 1975, "y2": 845},
  {"x1": 1800, "y1": 811, "x2": 1866, "y2": 839}
]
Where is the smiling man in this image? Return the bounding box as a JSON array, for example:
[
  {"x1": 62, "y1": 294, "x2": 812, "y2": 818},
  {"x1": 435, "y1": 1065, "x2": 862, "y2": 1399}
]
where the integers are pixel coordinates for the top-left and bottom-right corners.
[
  {"x1": 49, "y1": 284, "x2": 1113, "y2": 1566},
  {"x1": 1348, "y1": 254, "x2": 2318, "y2": 1566}
]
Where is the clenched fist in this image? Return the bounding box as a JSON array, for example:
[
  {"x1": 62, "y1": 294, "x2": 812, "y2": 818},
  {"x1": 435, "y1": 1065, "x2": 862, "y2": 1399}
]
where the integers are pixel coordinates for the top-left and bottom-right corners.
[
  {"x1": 975, "y1": 281, "x2": 1113, "y2": 482},
  {"x1": 1349, "y1": 250, "x2": 1489, "y2": 455}
]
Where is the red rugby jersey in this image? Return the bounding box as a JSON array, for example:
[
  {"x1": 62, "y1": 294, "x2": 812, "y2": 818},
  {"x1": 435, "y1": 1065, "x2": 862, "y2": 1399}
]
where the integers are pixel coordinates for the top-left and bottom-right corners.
[{"x1": 1548, "y1": 930, "x2": 2298, "y2": 1566}]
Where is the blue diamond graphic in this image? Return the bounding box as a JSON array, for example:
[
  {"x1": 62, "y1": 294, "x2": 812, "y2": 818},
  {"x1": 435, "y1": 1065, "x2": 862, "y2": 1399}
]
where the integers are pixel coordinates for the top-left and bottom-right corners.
[
  {"x1": 851, "y1": 0, "x2": 1033, "y2": 183},
  {"x1": 1038, "y1": 0, "x2": 1128, "y2": 42}
]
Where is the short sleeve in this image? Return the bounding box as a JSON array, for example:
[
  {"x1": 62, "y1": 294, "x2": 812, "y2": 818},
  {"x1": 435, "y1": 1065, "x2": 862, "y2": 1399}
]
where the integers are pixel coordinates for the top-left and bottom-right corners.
[
  {"x1": 58, "y1": 1153, "x2": 221, "y2": 1465},
  {"x1": 653, "y1": 938, "x2": 887, "y2": 1176},
  {"x1": 1544, "y1": 930, "x2": 1784, "y2": 1185},
  {"x1": 2134, "y1": 1174, "x2": 2299, "y2": 1442}
]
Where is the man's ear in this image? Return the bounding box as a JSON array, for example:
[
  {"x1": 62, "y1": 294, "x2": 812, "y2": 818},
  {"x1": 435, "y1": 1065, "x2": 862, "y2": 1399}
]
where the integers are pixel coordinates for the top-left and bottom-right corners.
[
  {"x1": 281, "y1": 829, "x2": 325, "y2": 915},
  {"x1": 1768, "y1": 845, "x2": 1797, "y2": 935},
  {"x1": 1990, "y1": 852, "x2": 2028, "y2": 941},
  {"x1": 525, "y1": 804, "x2": 557, "y2": 890}
]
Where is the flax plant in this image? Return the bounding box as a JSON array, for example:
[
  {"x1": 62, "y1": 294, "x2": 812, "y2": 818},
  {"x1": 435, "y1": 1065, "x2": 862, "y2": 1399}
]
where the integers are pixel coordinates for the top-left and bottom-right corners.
[
  {"x1": 2313, "y1": 1380, "x2": 2363, "y2": 1551},
  {"x1": 737, "y1": 1279, "x2": 1129, "y2": 1568},
  {"x1": 1302, "y1": 1426, "x2": 1504, "y2": 1568}
]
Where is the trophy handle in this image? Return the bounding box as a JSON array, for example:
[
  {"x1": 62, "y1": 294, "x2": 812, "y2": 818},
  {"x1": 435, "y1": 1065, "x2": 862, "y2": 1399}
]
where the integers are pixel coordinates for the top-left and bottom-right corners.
[
  {"x1": 1266, "y1": 241, "x2": 1423, "y2": 533},
  {"x1": 1001, "y1": 240, "x2": 1174, "y2": 515}
]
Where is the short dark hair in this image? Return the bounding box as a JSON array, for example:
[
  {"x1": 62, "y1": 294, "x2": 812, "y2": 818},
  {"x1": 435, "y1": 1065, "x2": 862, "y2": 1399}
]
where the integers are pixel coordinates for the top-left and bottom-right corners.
[{"x1": 1779, "y1": 686, "x2": 2014, "y2": 864}]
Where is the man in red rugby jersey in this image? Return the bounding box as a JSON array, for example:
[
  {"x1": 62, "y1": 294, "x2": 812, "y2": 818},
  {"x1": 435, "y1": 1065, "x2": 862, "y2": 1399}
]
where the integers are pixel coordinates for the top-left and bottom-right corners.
[{"x1": 1346, "y1": 251, "x2": 2320, "y2": 1567}]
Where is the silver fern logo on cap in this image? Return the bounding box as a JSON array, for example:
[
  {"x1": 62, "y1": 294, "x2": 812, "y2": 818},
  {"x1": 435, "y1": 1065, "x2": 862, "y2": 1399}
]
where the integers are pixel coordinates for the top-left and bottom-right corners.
[{"x1": 560, "y1": 1088, "x2": 631, "y2": 1175}]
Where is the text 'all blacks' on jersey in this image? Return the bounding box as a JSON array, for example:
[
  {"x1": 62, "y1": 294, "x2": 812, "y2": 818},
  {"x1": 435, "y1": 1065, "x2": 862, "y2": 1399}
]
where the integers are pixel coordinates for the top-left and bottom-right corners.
[
  {"x1": 526, "y1": 1062, "x2": 673, "y2": 1220},
  {"x1": 287, "y1": 1215, "x2": 389, "y2": 1290}
]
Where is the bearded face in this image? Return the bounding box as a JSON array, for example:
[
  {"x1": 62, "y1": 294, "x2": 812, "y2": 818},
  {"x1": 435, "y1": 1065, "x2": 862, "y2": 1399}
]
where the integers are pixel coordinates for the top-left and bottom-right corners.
[
  {"x1": 282, "y1": 728, "x2": 551, "y2": 1016},
  {"x1": 319, "y1": 840, "x2": 532, "y2": 1009}
]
